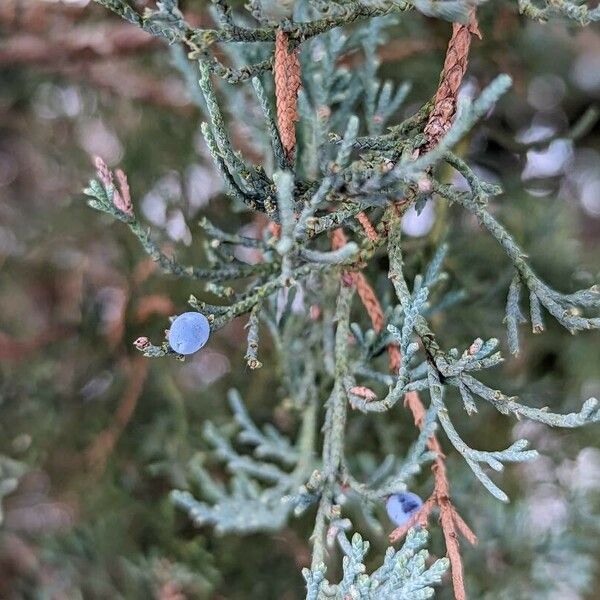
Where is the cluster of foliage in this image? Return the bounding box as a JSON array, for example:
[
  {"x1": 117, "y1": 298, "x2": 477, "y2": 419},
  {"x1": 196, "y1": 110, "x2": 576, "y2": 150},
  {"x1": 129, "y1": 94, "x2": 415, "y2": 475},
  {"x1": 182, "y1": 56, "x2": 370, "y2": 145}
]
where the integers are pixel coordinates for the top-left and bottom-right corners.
[
  {"x1": 76, "y1": 0, "x2": 600, "y2": 598},
  {"x1": 1, "y1": 0, "x2": 600, "y2": 598}
]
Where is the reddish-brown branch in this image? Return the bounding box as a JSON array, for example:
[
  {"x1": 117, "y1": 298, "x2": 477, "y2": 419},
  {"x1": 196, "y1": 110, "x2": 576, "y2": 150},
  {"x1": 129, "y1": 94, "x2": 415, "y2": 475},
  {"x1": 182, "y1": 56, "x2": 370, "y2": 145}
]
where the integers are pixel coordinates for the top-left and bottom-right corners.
[
  {"x1": 274, "y1": 31, "x2": 301, "y2": 161},
  {"x1": 423, "y1": 10, "x2": 481, "y2": 151},
  {"x1": 346, "y1": 263, "x2": 478, "y2": 588},
  {"x1": 0, "y1": 4, "x2": 205, "y2": 114},
  {"x1": 356, "y1": 212, "x2": 379, "y2": 242},
  {"x1": 387, "y1": 14, "x2": 481, "y2": 600},
  {"x1": 337, "y1": 204, "x2": 475, "y2": 600},
  {"x1": 355, "y1": 273, "x2": 385, "y2": 333},
  {"x1": 262, "y1": 12, "x2": 478, "y2": 597},
  {"x1": 390, "y1": 378, "x2": 477, "y2": 600},
  {"x1": 332, "y1": 222, "x2": 400, "y2": 373},
  {"x1": 0, "y1": 0, "x2": 88, "y2": 31}
]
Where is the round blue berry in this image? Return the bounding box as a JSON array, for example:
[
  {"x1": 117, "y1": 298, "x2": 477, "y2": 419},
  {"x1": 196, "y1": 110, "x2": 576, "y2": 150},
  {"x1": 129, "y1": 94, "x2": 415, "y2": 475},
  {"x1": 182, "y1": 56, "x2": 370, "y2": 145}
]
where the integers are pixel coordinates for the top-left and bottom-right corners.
[
  {"x1": 386, "y1": 492, "x2": 423, "y2": 527},
  {"x1": 168, "y1": 312, "x2": 210, "y2": 355}
]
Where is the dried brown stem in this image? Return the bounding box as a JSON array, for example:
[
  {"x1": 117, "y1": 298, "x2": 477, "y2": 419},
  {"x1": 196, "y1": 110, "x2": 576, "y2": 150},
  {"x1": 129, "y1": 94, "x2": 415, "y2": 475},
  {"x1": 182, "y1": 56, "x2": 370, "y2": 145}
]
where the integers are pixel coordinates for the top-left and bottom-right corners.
[
  {"x1": 387, "y1": 14, "x2": 481, "y2": 600},
  {"x1": 342, "y1": 247, "x2": 478, "y2": 596},
  {"x1": 423, "y1": 10, "x2": 481, "y2": 151},
  {"x1": 337, "y1": 206, "x2": 475, "y2": 600},
  {"x1": 332, "y1": 219, "x2": 401, "y2": 374},
  {"x1": 331, "y1": 16, "x2": 480, "y2": 595},
  {"x1": 385, "y1": 394, "x2": 477, "y2": 600},
  {"x1": 0, "y1": 5, "x2": 202, "y2": 114},
  {"x1": 356, "y1": 212, "x2": 379, "y2": 242},
  {"x1": 274, "y1": 30, "x2": 301, "y2": 161}
]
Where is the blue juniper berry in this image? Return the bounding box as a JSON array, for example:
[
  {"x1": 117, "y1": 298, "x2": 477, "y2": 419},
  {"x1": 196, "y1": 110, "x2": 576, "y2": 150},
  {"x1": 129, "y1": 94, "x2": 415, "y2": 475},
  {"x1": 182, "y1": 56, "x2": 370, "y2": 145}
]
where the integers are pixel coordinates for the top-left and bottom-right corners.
[
  {"x1": 168, "y1": 312, "x2": 210, "y2": 355},
  {"x1": 386, "y1": 492, "x2": 424, "y2": 527}
]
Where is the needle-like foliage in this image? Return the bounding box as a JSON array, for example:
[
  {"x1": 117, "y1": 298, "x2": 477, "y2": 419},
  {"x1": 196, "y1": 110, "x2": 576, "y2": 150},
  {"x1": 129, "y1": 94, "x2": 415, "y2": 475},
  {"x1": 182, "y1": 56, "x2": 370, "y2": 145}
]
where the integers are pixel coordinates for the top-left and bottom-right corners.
[{"x1": 84, "y1": 1, "x2": 600, "y2": 598}]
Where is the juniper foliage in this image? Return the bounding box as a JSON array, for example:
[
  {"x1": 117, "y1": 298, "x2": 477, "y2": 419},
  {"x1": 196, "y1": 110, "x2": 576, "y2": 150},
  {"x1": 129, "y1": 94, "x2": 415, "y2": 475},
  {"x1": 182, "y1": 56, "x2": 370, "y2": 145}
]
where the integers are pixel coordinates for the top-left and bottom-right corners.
[{"x1": 83, "y1": 0, "x2": 600, "y2": 597}]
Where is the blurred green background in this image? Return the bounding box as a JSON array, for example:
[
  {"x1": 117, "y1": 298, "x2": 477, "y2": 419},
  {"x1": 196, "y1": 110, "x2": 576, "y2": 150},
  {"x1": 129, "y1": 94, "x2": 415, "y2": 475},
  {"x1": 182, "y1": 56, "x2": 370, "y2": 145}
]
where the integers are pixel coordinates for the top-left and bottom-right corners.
[{"x1": 1, "y1": 1, "x2": 599, "y2": 598}]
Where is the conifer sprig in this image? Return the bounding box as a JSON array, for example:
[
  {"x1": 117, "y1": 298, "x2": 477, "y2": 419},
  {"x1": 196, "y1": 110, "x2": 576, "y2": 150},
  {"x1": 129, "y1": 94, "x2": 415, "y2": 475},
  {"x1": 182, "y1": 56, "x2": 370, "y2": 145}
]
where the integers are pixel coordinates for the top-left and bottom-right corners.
[{"x1": 84, "y1": 2, "x2": 600, "y2": 598}]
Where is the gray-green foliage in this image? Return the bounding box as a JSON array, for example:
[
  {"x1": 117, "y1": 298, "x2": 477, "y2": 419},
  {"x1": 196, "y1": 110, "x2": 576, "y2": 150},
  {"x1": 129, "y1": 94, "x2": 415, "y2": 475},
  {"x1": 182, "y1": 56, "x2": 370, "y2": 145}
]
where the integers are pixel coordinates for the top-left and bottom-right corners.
[
  {"x1": 84, "y1": 0, "x2": 600, "y2": 597},
  {"x1": 171, "y1": 389, "x2": 316, "y2": 534},
  {"x1": 304, "y1": 527, "x2": 448, "y2": 599}
]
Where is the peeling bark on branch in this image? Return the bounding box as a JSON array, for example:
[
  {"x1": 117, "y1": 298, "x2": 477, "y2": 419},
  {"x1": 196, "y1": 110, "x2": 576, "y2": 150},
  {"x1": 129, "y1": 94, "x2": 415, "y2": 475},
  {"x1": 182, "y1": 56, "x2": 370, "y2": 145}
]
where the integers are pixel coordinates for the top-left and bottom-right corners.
[
  {"x1": 274, "y1": 30, "x2": 301, "y2": 161},
  {"x1": 424, "y1": 11, "x2": 481, "y2": 151}
]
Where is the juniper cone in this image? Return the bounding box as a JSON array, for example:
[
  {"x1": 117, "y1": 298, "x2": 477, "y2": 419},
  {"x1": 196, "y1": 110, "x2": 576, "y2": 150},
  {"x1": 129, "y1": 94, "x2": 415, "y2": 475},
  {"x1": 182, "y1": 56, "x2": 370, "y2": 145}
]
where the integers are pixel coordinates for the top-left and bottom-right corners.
[
  {"x1": 386, "y1": 492, "x2": 424, "y2": 526},
  {"x1": 73, "y1": 1, "x2": 600, "y2": 599},
  {"x1": 168, "y1": 312, "x2": 211, "y2": 355}
]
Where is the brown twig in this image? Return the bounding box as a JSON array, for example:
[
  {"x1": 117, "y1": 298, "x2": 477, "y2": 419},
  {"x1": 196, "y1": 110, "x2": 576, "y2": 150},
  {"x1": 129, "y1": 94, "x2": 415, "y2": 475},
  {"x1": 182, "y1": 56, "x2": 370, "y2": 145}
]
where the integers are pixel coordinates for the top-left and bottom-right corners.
[
  {"x1": 275, "y1": 12, "x2": 478, "y2": 597},
  {"x1": 264, "y1": 32, "x2": 301, "y2": 237},
  {"x1": 336, "y1": 65, "x2": 480, "y2": 584},
  {"x1": 356, "y1": 212, "x2": 379, "y2": 242},
  {"x1": 331, "y1": 224, "x2": 400, "y2": 373},
  {"x1": 0, "y1": 0, "x2": 88, "y2": 31},
  {"x1": 423, "y1": 10, "x2": 481, "y2": 151},
  {"x1": 337, "y1": 211, "x2": 477, "y2": 599},
  {"x1": 387, "y1": 13, "x2": 481, "y2": 600},
  {"x1": 389, "y1": 392, "x2": 478, "y2": 597},
  {"x1": 0, "y1": 6, "x2": 199, "y2": 114},
  {"x1": 274, "y1": 30, "x2": 301, "y2": 161}
]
